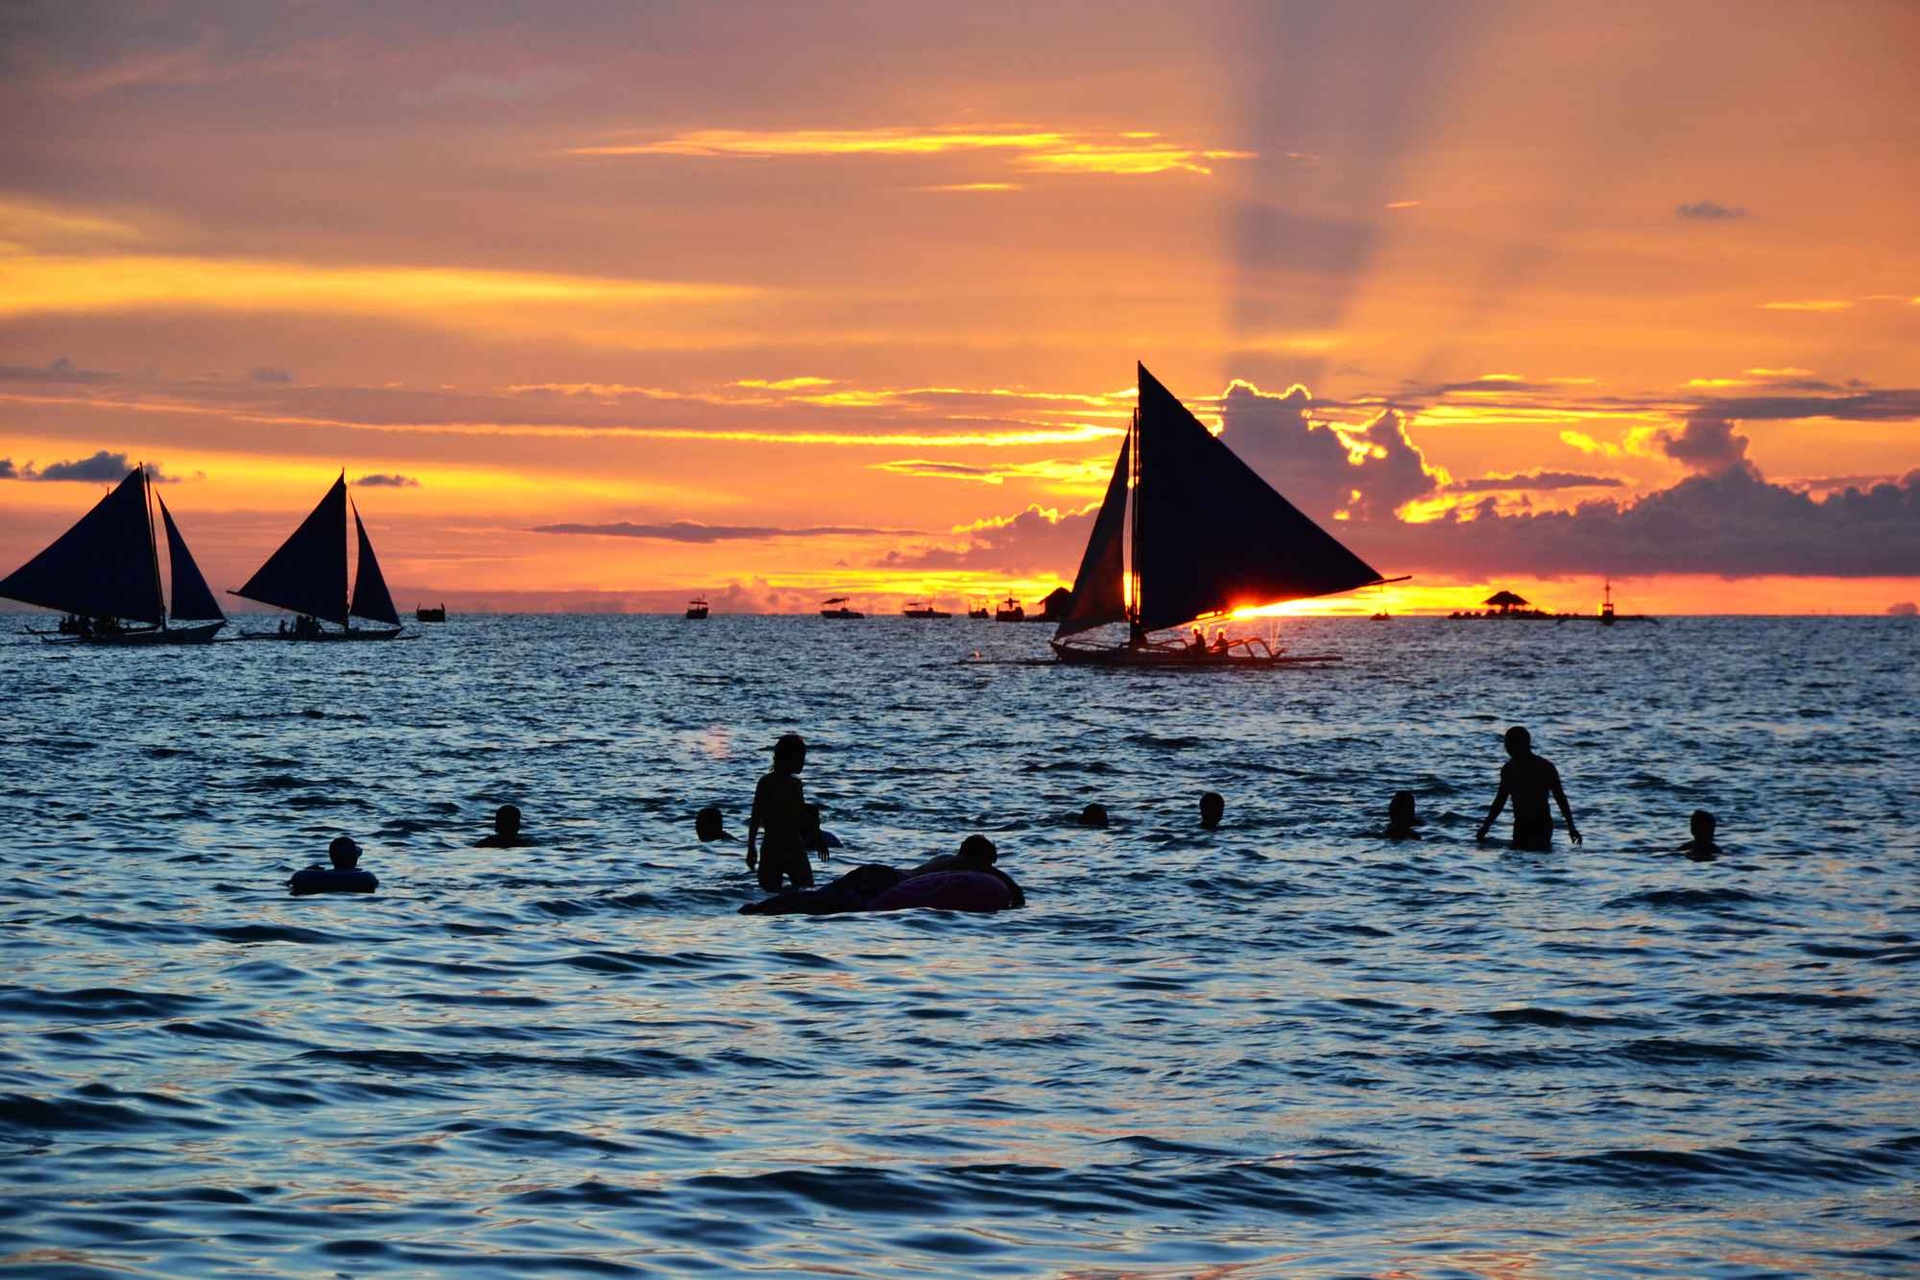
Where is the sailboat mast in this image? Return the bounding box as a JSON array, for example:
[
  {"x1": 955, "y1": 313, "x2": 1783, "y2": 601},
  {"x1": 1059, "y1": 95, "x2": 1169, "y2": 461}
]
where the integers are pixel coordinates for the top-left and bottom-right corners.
[
  {"x1": 1125, "y1": 406, "x2": 1141, "y2": 624},
  {"x1": 141, "y1": 464, "x2": 165, "y2": 626}
]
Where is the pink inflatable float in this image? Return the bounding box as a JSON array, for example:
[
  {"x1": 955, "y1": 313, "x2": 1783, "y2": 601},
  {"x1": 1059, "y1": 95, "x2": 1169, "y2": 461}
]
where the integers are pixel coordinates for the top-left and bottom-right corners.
[{"x1": 865, "y1": 870, "x2": 1013, "y2": 913}]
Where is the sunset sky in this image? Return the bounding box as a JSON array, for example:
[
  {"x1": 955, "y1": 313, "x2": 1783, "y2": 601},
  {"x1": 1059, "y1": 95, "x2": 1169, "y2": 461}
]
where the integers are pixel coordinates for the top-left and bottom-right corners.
[{"x1": 2, "y1": 1, "x2": 1916, "y2": 615}]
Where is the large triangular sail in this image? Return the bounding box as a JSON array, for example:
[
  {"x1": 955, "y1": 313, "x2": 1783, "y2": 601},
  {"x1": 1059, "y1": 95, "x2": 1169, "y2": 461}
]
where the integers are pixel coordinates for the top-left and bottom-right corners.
[
  {"x1": 1130, "y1": 364, "x2": 1385, "y2": 632},
  {"x1": 1053, "y1": 433, "x2": 1131, "y2": 639},
  {"x1": 0, "y1": 468, "x2": 165, "y2": 625},
  {"x1": 158, "y1": 496, "x2": 224, "y2": 623},
  {"x1": 234, "y1": 474, "x2": 349, "y2": 625},
  {"x1": 348, "y1": 503, "x2": 399, "y2": 626}
]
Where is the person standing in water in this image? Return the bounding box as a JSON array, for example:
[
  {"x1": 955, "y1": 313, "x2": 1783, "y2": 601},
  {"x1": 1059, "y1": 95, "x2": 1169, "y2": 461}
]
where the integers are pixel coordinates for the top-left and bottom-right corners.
[
  {"x1": 748, "y1": 733, "x2": 818, "y2": 891},
  {"x1": 1476, "y1": 726, "x2": 1582, "y2": 851}
]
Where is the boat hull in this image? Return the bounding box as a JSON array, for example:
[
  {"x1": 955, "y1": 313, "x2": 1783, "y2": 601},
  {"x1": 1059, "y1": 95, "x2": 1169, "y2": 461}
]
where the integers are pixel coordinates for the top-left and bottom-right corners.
[
  {"x1": 40, "y1": 622, "x2": 225, "y2": 647},
  {"x1": 819, "y1": 609, "x2": 864, "y2": 619},
  {"x1": 244, "y1": 626, "x2": 405, "y2": 642},
  {"x1": 1049, "y1": 640, "x2": 1339, "y2": 668}
]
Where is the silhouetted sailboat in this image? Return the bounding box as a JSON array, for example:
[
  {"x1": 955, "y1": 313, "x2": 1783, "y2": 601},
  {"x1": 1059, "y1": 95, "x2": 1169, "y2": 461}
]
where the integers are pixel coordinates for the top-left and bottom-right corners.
[
  {"x1": 1, "y1": 466, "x2": 226, "y2": 645},
  {"x1": 232, "y1": 473, "x2": 404, "y2": 640},
  {"x1": 1051, "y1": 364, "x2": 1399, "y2": 665}
]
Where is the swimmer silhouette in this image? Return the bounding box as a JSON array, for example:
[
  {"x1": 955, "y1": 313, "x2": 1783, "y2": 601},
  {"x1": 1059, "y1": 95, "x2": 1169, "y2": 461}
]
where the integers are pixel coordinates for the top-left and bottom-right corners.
[
  {"x1": 474, "y1": 803, "x2": 531, "y2": 848},
  {"x1": 1679, "y1": 809, "x2": 1721, "y2": 861},
  {"x1": 1385, "y1": 790, "x2": 1423, "y2": 841},
  {"x1": 695, "y1": 805, "x2": 736, "y2": 843},
  {"x1": 748, "y1": 733, "x2": 816, "y2": 891},
  {"x1": 903, "y1": 834, "x2": 1026, "y2": 906},
  {"x1": 1476, "y1": 726, "x2": 1581, "y2": 850},
  {"x1": 1199, "y1": 792, "x2": 1225, "y2": 830},
  {"x1": 1079, "y1": 802, "x2": 1109, "y2": 828},
  {"x1": 289, "y1": 835, "x2": 379, "y2": 896}
]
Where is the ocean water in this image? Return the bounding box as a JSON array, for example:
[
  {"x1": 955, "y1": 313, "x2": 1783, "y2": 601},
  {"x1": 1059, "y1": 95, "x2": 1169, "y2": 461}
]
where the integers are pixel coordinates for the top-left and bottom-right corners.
[{"x1": 1, "y1": 614, "x2": 1915, "y2": 1278}]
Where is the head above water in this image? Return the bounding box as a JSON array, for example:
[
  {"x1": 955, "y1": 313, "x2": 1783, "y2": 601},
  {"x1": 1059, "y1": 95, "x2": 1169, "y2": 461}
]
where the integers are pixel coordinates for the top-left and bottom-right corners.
[
  {"x1": 493, "y1": 804, "x2": 521, "y2": 837},
  {"x1": 1504, "y1": 725, "x2": 1533, "y2": 757},
  {"x1": 1199, "y1": 792, "x2": 1225, "y2": 829},
  {"x1": 1691, "y1": 809, "x2": 1717, "y2": 840},
  {"x1": 773, "y1": 733, "x2": 807, "y2": 774},
  {"x1": 1079, "y1": 802, "x2": 1109, "y2": 828},
  {"x1": 328, "y1": 835, "x2": 362, "y2": 870},
  {"x1": 695, "y1": 805, "x2": 726, "y2": 841},
  {"x1": 958, "y1": 834, "x2": 999, "y2": 864},
  {"x1": 1389, "y1": 790, "x2": 1418, "y2": 826}
]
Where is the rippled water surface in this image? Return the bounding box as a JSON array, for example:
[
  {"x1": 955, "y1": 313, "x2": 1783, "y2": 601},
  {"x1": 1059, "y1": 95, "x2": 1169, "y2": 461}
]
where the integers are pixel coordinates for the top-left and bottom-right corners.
[{"x1": 3, "y1": 614, "x2": 1916, "y2": 1277}]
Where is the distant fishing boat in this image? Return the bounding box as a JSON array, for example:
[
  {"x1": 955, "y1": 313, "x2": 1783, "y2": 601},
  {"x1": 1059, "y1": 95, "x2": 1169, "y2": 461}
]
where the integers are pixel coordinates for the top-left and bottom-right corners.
[
  {"x1": 994, "y1": 594, "x2": 1026, "y2": 622},
  {"x1": 415, "y1": 603, "x2": 447, "y2": 623},
  {"x1": 819, "y1": 596, "x2": 864, "y2": 619},
  {"x1": 232, "y1": 472, "x2": 404, "y2": 641},
  {"x1": 903, "y1": 601, "x2": 951, "y2": 619},
  {"x1": 0, "y1": 465, "x2": 226, "y2": 645},
  {"x1": 685, "y1": 599, "x2": 709, "y2": 620},
  {"x1": 966, "y1": 600, "x2": 990, "y2": 620},
  {"x1": 1051, "y1": 364, "x2": 1400, "y2": 666}
]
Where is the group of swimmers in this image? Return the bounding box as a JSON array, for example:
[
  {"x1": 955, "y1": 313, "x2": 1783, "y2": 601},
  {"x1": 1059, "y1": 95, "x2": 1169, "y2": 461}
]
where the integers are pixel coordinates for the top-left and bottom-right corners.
[{"x1": 287, "y1": 723, "x2": 1726, "y2": 899}]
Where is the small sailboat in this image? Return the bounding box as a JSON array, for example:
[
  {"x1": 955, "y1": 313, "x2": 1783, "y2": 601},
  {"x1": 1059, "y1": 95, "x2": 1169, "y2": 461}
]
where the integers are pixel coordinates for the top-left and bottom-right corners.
[
  {"x1": 903, "y1": 601, "x2": 951, "y2": 619},
  {"x1": 232, "y1": 472, "x2": 404, "y2": 640},
  {"x1": 819, "y1": 596, "x2": 864, "y2": 619},
  {"x1": 994, "y1": 594, "x2": 1026, "y2": 622},
  {"x1": 1, "y1": 465, "x2": 226, "y2": 645},
  {"x1": 685, "y1": 599, "x2": 710, "y2": 620},
  {"x1": 1051, "y1": 364, "x2": 1400, "y2": 666}
]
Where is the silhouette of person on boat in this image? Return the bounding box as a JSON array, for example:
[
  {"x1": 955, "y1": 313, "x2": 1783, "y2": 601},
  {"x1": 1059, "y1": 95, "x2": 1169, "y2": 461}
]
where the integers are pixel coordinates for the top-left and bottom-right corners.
[
  {"x1": 1476, "y1": 727, "x2": 1581, "y2": 850},
  {"x1": 748, "y1": 733, "x2": 825, "y2": 891},
  {"x1": 1384, "y1": 790, "x2": 1423, "y2": 841},
  {"x1": 1679, "y1": 809, "x2": 1721, "y2": 861},
  {"x1": 475, "y1": 804, "x2": 531, "y2": 848}
]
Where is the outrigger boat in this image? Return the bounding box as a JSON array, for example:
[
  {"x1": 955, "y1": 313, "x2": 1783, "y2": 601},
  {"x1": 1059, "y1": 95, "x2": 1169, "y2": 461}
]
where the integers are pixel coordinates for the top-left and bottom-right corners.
[
  {"x1": 966, "y1": 600, "x2": 991, "y2": 620},
  {"x1": 994, "y1": 594, "x2": 1026, "y2": 622},
  {"x1": 232, "y1": 472, "x2": 405, "y2": 640},
  {"x1": 1, "y1": 465, "x2": 226, "y2": 645},
  {"x1": 1050, "y1": 364, "x2": 1401, "y2": 667},
  {"x1": 819, "y1": 596, "x2": 864, "y2": 619},
  {"x1": 903, "y1": 601, "x2": 951, "y2": 619}
]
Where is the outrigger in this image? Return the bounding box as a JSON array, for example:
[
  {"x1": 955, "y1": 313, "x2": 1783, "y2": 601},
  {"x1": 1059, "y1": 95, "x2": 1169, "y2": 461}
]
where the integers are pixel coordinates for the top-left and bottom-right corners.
[{"x1": 1050, "y1": 364, "x2": 1404, "y2": 667}]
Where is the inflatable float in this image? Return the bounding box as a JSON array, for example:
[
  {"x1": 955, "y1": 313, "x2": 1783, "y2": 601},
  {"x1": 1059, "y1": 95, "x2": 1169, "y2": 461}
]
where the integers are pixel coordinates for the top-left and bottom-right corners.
[
  {"x1": 740, "y1": 865, "x2": 1019, "y2": 916},
  {"x1": 288, "y1": 866, "x2": 379, "y2": 896}
]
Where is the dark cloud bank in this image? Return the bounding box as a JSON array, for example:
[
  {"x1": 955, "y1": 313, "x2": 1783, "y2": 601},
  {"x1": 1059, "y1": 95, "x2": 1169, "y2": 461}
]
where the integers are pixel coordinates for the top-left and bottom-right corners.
[
  {"x1": 897, "y1": 383, "x2": 1920, "y2": 579},
  {"x1": 0, "y1": 450, "x2": 179, "y2": 483}
]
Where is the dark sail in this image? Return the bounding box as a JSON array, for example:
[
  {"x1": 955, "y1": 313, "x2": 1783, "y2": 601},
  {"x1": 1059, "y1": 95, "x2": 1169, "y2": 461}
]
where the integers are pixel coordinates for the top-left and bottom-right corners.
[
  {"x1": 1132, "y1": 363, "x2": 1384, "y2": 632},
  {"x1": 1054, "y1": 432, "x2": 1132, "y2": 639},
  {"x1": 235, "y1": 474, "x2": 349, "y2": 625},
  {"x1": 0, "y1": 468, "x2": 165, "y2": 625},
  {"x1": 158, "y1": 496, "x2": 224, "y2": 623},
  {"x1": 348, "y1": 503, "x2": 400, "y2": 626}
]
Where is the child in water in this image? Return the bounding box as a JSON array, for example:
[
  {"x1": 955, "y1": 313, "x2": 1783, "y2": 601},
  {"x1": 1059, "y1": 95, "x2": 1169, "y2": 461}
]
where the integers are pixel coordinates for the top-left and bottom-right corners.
[{"x1": 747, "y1": 733, "x2": 820, "y2": 892}]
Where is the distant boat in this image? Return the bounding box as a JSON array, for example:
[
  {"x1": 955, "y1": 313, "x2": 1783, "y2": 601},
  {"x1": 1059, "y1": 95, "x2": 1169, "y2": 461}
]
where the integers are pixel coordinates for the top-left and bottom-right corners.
[
  {"x1": 994, "y1": 594, "x2": 1026, "y2": 622},
  {"x1": 0, "y1": 465, "x2": 226, "y2": 645},
  {"x1": 819, "y1": 596, "x2": 864, "y2": 620},
  {"x1": 232, "y1": 472, "x2": 404, "y2": 641},
  {"x1": 1051, "y1": 364, "x2": 1398, "y2": 666},
  {"x1": 966, "y1": 599, "x2": 990, "y2": 620},
  {"x1": 903, "y1": 601, "x2": 951, "y2": 619},
  {"x1": 685, "y1": 599, "x2": 710, "y2": 620},
  {"x1": 416, "y1": 603, "x2": 447, "y2": 623}
]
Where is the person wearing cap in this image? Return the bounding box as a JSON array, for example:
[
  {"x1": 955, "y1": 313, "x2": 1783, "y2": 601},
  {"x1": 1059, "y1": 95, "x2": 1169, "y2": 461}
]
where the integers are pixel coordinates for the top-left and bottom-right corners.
[
  {"x1": 747, "y1": 733, "x2": 824, "y2": 891},
  {"x1": 288, "y1": 835, "x2": 380, "y2": 896},
  {"x1": 1475, "y1": 726, "x2": 1581, "y2": 851}
]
